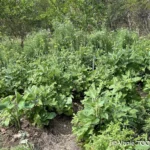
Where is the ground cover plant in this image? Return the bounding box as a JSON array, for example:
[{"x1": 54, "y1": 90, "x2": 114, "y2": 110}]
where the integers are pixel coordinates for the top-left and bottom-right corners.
[{"x1": 0, "y1": 20, "x2": 150, "y2": 149}]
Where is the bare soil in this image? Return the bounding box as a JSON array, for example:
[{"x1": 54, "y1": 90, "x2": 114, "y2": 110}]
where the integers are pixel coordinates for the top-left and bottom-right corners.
[{"x1": 0, "y1": 115, "x2": 81, "y2": 150}]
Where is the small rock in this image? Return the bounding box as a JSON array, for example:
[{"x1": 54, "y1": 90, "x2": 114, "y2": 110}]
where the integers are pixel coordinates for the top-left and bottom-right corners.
[
  {"x1": 0, "y1": 128, "x2": 6, "y2": 134},
  {"x1": 20, "y1": 139, "x2": 28, "y2": 144},
  {"x1": 34, "y1": 132, "x2": 38, "y2": 136},
  {"x1": 13, "y1": 133, "x2": 22, "y2": 139}
]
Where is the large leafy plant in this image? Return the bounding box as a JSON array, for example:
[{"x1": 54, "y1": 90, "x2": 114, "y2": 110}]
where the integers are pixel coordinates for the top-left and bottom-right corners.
[
  {"x1": 0, "y1": 26, "x2": 150, "y2": 150},
  {"x1": 72, "y1": 31, "x2": 150, "y2": 149}
]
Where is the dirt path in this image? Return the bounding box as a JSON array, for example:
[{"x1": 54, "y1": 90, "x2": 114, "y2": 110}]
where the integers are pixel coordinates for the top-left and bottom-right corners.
[
  {"x1": 0, "y1": 116, "x2": 81, "y2": 150},
  {"x1": 37, "y1": 132, "x2": 81, "y2": 150},
  {"x1": 35, "y1": 116, "x2": 81, "y2": 150}
]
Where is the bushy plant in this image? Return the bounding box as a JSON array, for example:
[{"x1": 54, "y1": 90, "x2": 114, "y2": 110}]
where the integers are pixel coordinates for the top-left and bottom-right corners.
[
  {"x1": 0, "y1": 25, "x2": 150, "y2": 150},
  {"x1": 51, "y1": 19, "x2": 87, "y2": 51},
  {"x1": 23, "y1": 30, "x2": 50, "y2": 59},
  {"x1": 72, "y1": 30, "x2": 150, "y2": 149}
]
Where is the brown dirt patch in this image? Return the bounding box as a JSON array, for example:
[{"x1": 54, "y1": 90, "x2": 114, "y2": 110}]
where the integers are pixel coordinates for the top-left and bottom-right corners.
[{"x1": 0, "y1": 115, "x2": 81, "y2": 150}]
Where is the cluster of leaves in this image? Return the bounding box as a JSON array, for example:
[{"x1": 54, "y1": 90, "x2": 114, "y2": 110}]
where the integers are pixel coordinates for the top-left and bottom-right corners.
[
  {"x1": 72, "y1": 30, "x2": 150, "y2": 149},
  {"x1": 1, "y1": 0, "x2": 149, "y2": 46},
  {"x1": 0, "y1": 23, "x2": 92, "y2": 127},
  {"x1": 0, "y1": 21, "x2": 150, "y2": 150}
]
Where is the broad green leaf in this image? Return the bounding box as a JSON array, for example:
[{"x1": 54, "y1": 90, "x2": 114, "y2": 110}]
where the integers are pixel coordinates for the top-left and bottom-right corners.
[
  {"x1": 46, "y1": 112, "x2": 56, "y2": 120},
  {"x1": 66, "y1": 97, "x2": 72, "y2": 104},
  {"x1": 18, "y1": 101, "x2": 25, "y2": 110},
  {"x1": 7, "y1": 104, "x2": 15, "y2": 109},
  {"x1": 24, "y1": 103, "x2": 35, "y2": 109},
  {"x1": 15, "y1": 91, "x2": 22, "y2": 102},
  {"x1": 0, "y1": 104, "x2": 7, "y2": 110},
  {"x1": 4, "y1": 118, "x2": 11, "y2": 126}
]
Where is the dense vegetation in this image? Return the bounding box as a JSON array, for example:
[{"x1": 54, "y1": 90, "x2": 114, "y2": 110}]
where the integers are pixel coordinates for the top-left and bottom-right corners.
[{"x1": 0, "y1": 0, "x2": 150, "y2": 150}]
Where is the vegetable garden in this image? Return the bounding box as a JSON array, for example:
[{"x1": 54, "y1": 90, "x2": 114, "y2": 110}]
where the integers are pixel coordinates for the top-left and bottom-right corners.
[{"x1": 0, "y1": 20, "x2": 150, "y2": 150}]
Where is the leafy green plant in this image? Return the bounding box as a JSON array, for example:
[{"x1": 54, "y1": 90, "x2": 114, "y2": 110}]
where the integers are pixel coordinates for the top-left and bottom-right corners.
[
  {"x1": 23, "y1": 30, "x2": 50, "y2": 59},
  {"x1": 0, "y1": 91, "x2": 24, "y2": 129},
  {"x1": 72, "y1": 30, "x2": 150, "y2": 149},
  {"x1": 0, "y1": 26, "x2": 150, "y2": 150},
  {"x1": 84, "y1": 122, "x2": 150, "y2": 150}
]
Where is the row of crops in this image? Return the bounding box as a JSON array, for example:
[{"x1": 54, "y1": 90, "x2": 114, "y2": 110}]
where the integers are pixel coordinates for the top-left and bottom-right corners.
[{"x1": 0, "y1": 21, "x2": 150, "y2": 149}]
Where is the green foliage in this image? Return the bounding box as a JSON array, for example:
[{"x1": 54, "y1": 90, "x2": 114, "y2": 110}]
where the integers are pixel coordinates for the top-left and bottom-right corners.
[
  {"x1": 0, "y1": 24, "x2": 150, "y2": 150},
  {"x1": 0, "y1": 91, "x2": 25, "y2": 128},
  {"x1": 84, "y1": 122, "x2": 135, "y2": 150},
  {"x1": 23, "y1": 30, "x2": 50, "y2": 58},
  {"x1": 71, "y1": 29, "x2": 150, "y2": 149},
  {"x1": 0, "y1": 37, "x2": 20, "y2": 67},
  {"x1": 84, "y1": 123, "x2": 150, "y2": 150},
  {"x1": 51, "y1": 19, "x2": 87, "y2": 51},
  {"x1": 0, "y1": 0, "x2": 149, "y2": 42},
  {"x1": 0, "y1": 0, "x2": 50, "y2": 41},
  {"x1": 0, "y1": 1, "x2": 150, "y2": 149},
  {"x1": 0, "y1": 60, "x2": 28, "y2": 96},
  {"x1": 0, "y1": 28, "x2": 91, "y2": 127}
]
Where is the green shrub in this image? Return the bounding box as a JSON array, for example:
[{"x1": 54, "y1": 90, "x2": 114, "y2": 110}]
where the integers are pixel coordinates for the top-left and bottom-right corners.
[
  {"x1": 72, "y1": 31, "x2": 150, "y2": 149},
  {"x1": 23, "y1": 30, "x2": 50, "y2": 59},
  {"x1": 0, "y1": 25, "x2": 150, "y2": 150}
]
